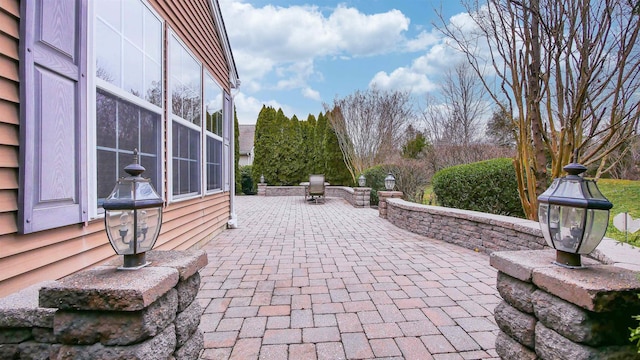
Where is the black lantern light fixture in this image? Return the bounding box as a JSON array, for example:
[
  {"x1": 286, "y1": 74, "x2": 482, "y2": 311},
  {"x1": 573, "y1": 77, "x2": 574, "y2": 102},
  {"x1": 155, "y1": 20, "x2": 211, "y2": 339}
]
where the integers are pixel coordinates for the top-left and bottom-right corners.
[
  {"x1": 384, "y1": 172, "x2": 395, "y2": 191},
  {"x1": 537, "y1": 161, "x2": 612, "y2": 268},
  {"x1": 358, "y1": 174, "x2": 366, "y2": 187},
  {"x1": 103, "y1": 149, "x2": 164, "y2": 270}
]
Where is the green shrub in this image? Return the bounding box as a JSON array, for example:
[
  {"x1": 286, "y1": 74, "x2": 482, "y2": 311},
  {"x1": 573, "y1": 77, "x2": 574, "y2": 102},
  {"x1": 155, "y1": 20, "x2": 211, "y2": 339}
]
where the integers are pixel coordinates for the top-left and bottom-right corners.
[
  {"x1": 362, "y1": 165, "x2": 388, "y2": 205},
  {"x1": 240, "y1": 165, "x2": 256, "y2": 195},
  {"x1": 432, "y1": 158, "x2": 524, "y2": 217}
]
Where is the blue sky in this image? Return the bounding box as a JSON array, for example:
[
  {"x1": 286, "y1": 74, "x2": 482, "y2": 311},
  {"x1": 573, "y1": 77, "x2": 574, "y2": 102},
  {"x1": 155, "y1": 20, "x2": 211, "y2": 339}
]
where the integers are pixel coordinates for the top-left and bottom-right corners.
[{"x1": 218, "y1": 0, "x2": 471, "y2": 124}]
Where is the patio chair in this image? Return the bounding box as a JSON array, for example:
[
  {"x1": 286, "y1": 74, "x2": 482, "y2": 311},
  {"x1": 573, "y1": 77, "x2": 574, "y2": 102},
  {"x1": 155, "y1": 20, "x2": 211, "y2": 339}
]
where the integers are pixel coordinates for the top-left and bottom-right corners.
[{"x1": 308, "y1": 174, "x2": 326, "y2": 204}]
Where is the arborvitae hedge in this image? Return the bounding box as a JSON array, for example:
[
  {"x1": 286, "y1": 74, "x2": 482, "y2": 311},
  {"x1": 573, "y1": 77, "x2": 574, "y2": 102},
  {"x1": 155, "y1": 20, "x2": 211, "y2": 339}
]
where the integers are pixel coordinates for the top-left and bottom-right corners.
[
  {"x1": 251, "y1": 107, "x2": 350, "y2": 186},
  {"x1": 431, "y1": 158, "x2": 524, "y2": 217}
]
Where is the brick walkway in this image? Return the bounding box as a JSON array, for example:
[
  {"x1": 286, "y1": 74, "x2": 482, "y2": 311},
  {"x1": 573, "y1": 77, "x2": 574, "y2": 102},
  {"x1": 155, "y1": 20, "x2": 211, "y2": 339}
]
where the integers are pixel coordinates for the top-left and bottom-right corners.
[{"x1": 197, "y1": 196, "x2": 500, "y2": 360}]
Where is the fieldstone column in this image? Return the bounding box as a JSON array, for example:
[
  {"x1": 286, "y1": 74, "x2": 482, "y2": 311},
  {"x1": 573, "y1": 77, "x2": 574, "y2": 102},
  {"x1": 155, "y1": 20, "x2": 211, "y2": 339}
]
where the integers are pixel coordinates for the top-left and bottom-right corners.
[
  {"x1": 378, "y1": 190, "x2": 402, "y2": 218},
  {"x1": 32, "y1": 250, "x2": 208, "y2": 360},
  {"x1": 490, "y1": 249, "x2": 640, "y2": 360},
  {"x1": 257, "y1": 182, "x2": 267, "y2": 196},
  {"x1": 354, "y1": 187, "x2": 371, "y2": 208}
]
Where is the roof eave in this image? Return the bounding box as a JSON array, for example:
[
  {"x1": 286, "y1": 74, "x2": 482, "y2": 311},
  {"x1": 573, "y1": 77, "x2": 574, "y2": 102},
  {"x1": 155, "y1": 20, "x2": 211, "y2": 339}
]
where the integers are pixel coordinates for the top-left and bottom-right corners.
[{"x1": 210, "y1": 0, "x2": 240, "y2": 89}]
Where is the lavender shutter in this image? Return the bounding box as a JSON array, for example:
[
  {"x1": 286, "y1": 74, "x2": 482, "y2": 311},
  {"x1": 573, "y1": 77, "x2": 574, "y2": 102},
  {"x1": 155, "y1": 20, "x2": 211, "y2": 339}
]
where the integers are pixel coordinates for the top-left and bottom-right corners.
[{"x1": 19, "y1": 0, "x2": 88, "y2": 234}]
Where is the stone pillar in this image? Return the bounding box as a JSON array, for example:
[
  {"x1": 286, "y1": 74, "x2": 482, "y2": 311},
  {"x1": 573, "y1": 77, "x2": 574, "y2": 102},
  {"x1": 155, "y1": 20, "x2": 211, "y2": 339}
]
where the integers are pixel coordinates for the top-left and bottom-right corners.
[
  {"x1": 257, "y1": 182, "x2": 267, "y2": 196},
  {"x1": 0, "y1": 250, "x2": 207, "y2": 360},
  {"x1": 354, "y1": 187, "x2": 371, "y2": 208},
  {"x1": 490, "y1": 249, "x2": 640, "y2": 360},
  {"x1": 378, "y1": 190, "x2": 402, "y2": 218}
]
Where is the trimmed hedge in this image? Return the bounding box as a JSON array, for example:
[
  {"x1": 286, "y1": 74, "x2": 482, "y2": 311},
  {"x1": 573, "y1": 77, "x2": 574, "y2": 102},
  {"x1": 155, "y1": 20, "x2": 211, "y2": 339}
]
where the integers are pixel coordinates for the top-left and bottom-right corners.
[
  {"x1": 432, "y1": 158, "x2": 524, "y2": 217},
  {"x1": 362, "y1": 165, "x2": 388, "y2": 205}
]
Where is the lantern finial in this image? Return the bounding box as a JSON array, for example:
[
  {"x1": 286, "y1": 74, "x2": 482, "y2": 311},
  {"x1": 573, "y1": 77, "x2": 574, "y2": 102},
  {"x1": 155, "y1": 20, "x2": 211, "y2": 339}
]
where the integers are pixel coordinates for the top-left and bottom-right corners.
[{"x1": 124, "y1": 148, "x2": 145, "y2": 177}]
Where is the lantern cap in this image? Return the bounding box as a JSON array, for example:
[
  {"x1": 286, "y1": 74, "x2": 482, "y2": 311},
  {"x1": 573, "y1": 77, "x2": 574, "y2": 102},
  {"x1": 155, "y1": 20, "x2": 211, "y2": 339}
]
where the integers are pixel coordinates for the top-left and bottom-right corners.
[
  {"x1": 124, "y1": 149, "x2": 145, "y2": 177},
  {"x1": 563, "y1": 162, "x2": 587, "y2": 177}
]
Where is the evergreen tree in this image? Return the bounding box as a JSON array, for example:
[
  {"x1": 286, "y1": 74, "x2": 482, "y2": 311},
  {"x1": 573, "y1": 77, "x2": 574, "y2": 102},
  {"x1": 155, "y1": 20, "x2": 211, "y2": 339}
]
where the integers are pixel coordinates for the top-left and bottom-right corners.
[
  {"x1": 234, "y1": 108, "x2": 241, "y2": 193},
  {"x1": 300, "y1": 114, "x2": 316, "y2": 177},
  {"x1": 313, "y1": 112, "x2": 327, "y2": 174},
  {"x1": 252, "y1": 106, "x2": 278, "y2": 184}
]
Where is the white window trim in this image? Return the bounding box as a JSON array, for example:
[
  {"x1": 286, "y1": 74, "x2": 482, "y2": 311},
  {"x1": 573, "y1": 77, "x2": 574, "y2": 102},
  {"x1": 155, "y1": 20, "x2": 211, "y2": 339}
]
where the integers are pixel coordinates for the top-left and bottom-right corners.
[
  {"x1": 203, "y1": 70, "x2": 225, "y2": 195},
  {"x1": 88, "y1": 0, "x2": 165, "y2": 219},
  {"x1": 167, "y1": 29, "x2": 203, "y2": 203}
]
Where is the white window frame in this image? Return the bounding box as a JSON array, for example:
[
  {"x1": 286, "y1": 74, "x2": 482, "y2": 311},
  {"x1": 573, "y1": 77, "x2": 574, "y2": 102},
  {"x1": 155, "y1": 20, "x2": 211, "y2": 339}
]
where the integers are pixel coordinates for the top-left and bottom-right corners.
[
  {"x1": 203, "y1": 70, "x2": 224, "y2": 195},
  {"x1": 88, "y1": 0, "x2": 165, "y2": 219},
  {"x1": 168, "y1": 30, "x2": 203, "y2": 202}
]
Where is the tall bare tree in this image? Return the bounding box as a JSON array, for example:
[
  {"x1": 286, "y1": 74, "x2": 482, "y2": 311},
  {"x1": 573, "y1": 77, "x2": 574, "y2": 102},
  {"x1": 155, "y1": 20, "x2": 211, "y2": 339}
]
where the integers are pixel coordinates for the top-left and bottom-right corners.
[
  {"x1": 421, "y1": 62, "x2": 488, "y2": 146},
  {"x1": 325, "y1": 87, "x2": 413, "y2": 181},
  {"x1": 438, "y1": 0, "x2": 640, "y2": 219}
]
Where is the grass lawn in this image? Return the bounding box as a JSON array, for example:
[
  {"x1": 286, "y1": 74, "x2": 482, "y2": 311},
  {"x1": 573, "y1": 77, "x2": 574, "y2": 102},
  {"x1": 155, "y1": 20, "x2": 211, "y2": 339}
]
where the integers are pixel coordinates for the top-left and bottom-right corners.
[
  {"x1": 597, "y1": 179, "x2": 640, "y2": 246},
  {"x1": 423, "y1": 178, "x2": 640, "y2": 246}
]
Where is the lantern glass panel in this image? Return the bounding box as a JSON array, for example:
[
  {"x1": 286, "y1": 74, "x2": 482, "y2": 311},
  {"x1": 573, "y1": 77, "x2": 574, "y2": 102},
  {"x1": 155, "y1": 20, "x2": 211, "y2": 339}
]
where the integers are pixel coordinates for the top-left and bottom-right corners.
[
  {"x1": 554, "y1": 178, "x2": 584, "y2": 199},
  {"x1": 586, "y1": 181, "x2": 607, "y2": 200},
  {"x1": 580, "y1": 209, "x2": 609, "y2": 254},
  {"x1": 555, "y1": 206, "x2": 585, "y2": 253},
  {"x1": 105, "y1": 209, "x2": 135, "y2": 254},
  {"x1": 137, "y1": 207, "x2": 162, "y2": 252}
]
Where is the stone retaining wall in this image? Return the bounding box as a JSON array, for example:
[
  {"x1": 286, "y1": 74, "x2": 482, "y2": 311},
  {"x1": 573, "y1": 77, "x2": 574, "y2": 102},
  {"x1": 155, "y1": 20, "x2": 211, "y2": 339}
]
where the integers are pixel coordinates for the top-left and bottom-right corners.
[
  {"x1": 490, "y1": 250, "x2": 640, "y2": 359},
  {"x1": 0, "y1": 250, "x2": 207, "y2": 360},
  {"x1": 385, "y1": 198, "x2": 546, "y2": 254},
  {"x1": 257, "y1": 185, "x2": 370, "y2": 208}
]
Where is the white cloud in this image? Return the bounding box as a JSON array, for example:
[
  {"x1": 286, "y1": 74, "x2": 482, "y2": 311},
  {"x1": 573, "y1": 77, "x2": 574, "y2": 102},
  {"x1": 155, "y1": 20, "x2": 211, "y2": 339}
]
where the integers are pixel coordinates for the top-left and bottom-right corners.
[
  {"x1": 233, "y1": 92, "x2": 293, "y2": 124},
  {"x1": 302, "y1": 87, "x2": 321, "y2": 101},
  {"x1": 369, "y1": 67, "x2": 436, "y2": 94},
  {"x1": 219, "y1": 0, "x2": 411, "y2": 95}
]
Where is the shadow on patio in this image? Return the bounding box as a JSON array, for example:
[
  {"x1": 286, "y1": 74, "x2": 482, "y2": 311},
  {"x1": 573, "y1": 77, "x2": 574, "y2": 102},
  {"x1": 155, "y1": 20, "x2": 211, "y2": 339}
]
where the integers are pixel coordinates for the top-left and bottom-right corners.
[{"x1": 197, "y1": 196, "x2": 500, "y2": 360}]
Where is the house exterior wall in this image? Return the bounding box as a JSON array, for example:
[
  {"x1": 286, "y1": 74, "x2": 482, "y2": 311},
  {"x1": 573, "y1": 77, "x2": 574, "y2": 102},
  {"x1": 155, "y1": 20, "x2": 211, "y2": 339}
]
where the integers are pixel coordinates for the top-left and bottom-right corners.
[{"x1": 0, "y1": 0, "x2": 235, "y2": 297}]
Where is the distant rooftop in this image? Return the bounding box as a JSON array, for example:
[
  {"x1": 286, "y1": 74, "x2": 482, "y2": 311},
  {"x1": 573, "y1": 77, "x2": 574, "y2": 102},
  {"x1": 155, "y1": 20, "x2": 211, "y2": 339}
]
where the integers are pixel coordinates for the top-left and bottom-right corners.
[{"x1": 239, "y1": 124, "x2": 255, "y2": 154}]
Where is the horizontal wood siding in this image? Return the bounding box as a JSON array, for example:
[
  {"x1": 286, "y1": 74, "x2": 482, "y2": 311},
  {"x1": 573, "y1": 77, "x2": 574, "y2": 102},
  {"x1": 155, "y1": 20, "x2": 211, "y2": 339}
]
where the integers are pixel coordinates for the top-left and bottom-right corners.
[{"x1": 0, "y1": 0, "x2": 233, "y2": 298}]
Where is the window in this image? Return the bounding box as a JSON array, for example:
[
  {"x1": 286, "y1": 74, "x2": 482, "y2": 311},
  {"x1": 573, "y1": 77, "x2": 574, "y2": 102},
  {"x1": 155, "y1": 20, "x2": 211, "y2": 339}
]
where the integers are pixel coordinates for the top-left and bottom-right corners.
[
  {"x1": 94, "y1": 0, "x2": 163, "y2": 210},
  {"x1": 169, "y1": 34, "x2": 202, "y2": 199},
  {"x1": 204, "y1": 72, "x2": 223, "y2": 192}
]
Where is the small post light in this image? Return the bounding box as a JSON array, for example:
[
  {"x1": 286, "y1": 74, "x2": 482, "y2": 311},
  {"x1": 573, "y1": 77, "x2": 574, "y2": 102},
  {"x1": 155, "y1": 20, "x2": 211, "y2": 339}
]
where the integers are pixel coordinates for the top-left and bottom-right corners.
[
  {"x1": 260, "y1": 174, "x2": 265, "y2": 184},
  {"x1": 384, "y1": 172, "x2": 395, "y2": 191},
  {"x1": 358, "y1": 174, "x2": 366, "y2": 187},
  {"x1": 103, "y1": 149, "x2": 164, "y2": 270},
  {"x1": 537, "y1": 161, "x2": 612, "y2": 268}
]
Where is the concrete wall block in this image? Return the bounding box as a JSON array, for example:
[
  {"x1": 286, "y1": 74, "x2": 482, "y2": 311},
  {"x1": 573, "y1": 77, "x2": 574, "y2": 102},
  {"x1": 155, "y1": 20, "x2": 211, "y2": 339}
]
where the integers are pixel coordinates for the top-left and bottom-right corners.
[
  {"x1": 532, "y1": 289, "x2": 635, "y2": 347},
  {"x1": 174, "y1": 329, "x2": 203, "y2": 360},
  {"x1": 32, "y1": 327, "x2": 56, "y2": 343},
  {"x1": 0, "y1": 344, "x2": 19, "y2": 359},
  {"x1": 0, "y1": 328, "x2": 32, "y2": 344},
  {"x1": 53, "y1": 289, "x2": 178, "y2": 346},
  {"x1": 494, "y1": 301, "x2": 536, "y2": 348},
  {"x1": 535, "y1": 322, "x2": 640, "y2": 360},
  {"x1": 52, "y1": 324, "x2": 176, "y2": 360},
  {"x1": 176, "y1": 273, "x2": 200, "y2": 313},
  {"x1": 16, "y1": 341, "x2": 53, "y2": 360},
  {"x1": 496, "y1": 272, "x2": 537, "y2": 314},
  {"x1": 495, "y1": 330, "x2": 537, "y2": 360},
  {"x1": 174, "y1": 301, "x2": 202, "y2": 348}
]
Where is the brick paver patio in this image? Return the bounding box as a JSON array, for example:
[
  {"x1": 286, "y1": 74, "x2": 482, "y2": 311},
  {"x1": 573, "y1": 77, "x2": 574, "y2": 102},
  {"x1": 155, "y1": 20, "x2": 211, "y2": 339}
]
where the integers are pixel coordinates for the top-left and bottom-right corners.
[{"x1": 197, "y1": 196, "x2": 500, "y2": 359}]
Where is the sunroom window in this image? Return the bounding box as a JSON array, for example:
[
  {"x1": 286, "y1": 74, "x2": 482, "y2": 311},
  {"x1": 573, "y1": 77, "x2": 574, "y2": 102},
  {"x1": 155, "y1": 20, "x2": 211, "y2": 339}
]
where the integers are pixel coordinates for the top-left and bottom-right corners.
[
  {"x1": 94, "y1": 0, "x2": 163, "y2": 209},
  {"x1": 204, "y1": 72, "x2": 223, "y2": 192},
  {"x1": 170, "y1": 34, "x2": 202, "y2": 198}
]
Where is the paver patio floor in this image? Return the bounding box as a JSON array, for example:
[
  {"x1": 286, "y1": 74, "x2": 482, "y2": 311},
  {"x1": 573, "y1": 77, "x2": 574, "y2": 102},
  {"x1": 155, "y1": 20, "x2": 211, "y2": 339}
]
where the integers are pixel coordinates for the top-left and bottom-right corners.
[{"x1": 197, "y1": 196, "x2": 500, "y2": 360}]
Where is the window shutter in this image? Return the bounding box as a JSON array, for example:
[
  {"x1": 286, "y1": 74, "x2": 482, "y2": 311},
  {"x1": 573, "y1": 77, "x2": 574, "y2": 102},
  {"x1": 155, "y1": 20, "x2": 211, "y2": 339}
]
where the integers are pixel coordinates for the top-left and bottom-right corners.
[
  {"x1": 223, "y1": 92, "x2": 231, "y2": 191},
  {"x1": 19, "y1": 0, "x2": 88, "y2": 234}
]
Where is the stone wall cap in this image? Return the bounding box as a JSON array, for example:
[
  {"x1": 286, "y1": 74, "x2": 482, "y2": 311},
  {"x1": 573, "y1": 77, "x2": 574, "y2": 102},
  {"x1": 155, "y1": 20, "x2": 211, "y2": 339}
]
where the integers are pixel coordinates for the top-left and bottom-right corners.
[
  {"x1": 39, "y1": 266, "x2": 179, "y2": 311},
  {"x1": 0, "y1": 280, "x2": 58, "y2": 327},
  {"x1": 145, "y1": 250, "x2": 208, "y2": 280},
  {"x1": 532, "y1": 264, "x2": 640, "y2": 312},
  {"x1": 490, "y1": 250, "x2": 558, "y2": 282}
]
